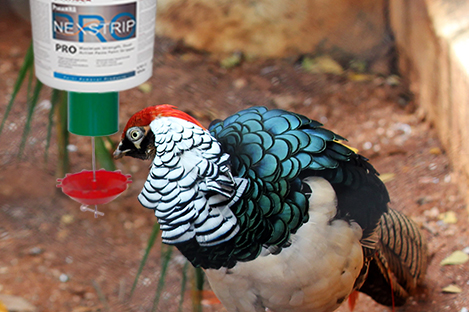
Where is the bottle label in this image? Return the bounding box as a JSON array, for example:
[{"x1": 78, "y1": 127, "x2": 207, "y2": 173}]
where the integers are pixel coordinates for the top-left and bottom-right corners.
[{"x1": 30, "y1": 0, "x2": 157, "y2": 92}]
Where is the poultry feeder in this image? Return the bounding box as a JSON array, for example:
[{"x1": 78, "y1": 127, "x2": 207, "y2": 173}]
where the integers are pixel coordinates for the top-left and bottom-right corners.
[
  {"x1": 57, "y1": 169, "x2": 132, "y2": 217},
  {"x1": 29, "y1": 0, "x2": 157, "y2": 217}
]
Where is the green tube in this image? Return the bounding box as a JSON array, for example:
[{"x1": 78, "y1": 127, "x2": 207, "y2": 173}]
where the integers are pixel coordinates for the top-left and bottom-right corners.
[{"x1": 68, "y1": 92, "x2": 119, "y2": 136}]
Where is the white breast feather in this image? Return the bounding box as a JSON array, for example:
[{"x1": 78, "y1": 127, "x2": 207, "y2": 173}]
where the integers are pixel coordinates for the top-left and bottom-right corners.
[
  {"x1": 205, "y1": 177, "x2": 364, "y2": 312},
  {"x1": 138, "y1": 117, "x2": 246, "y2": 246}
]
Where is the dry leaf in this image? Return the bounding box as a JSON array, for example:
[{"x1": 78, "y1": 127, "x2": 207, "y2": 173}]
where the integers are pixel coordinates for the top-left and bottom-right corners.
[
  {"x1": 302, "y1": 56, "x2": 343, "y2": 75},
  {"x1": 0, "y1": 301, "x2": 7, "y2": 312},
  {"x1": 138, "y1": 83, "x2": 152, "y2": 94},
  {"x1": 442, "y1": 284, "x2": 462, "y2": 293},
  {"x1": 429, "y1": 147, "x2": 442, "y2": 155},
  {"x1": 61, "y1": 214, "x2": 75, "y2": 225},
  {"x1": 379, "y1": 173, "x2": 395, "y2": 184},
  {"x1": 439, "y1": 211, "x2": 458, "y2": 224},
  {"x1": 347, "y1": 73, "x2": 374, "y2": 82},
  {"x1": 220, "y1": 53, "x2": 242, "y2": 69},
  {"x1": 440, "y1": 250, "x2": 469, "y2": 266}
]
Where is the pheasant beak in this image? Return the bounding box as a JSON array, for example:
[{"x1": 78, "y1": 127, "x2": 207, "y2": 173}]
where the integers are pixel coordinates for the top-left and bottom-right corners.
[{"x1": 113, "y1": 143, "x2": 130, "y2": 159}]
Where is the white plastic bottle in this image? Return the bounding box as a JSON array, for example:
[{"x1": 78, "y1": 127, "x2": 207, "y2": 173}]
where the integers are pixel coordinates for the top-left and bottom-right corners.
[{"x1": 30, "y1": 0, "x2": 157, "y2": 93}]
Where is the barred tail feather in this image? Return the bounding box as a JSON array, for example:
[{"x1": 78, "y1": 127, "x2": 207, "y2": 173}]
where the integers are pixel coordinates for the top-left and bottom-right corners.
[{"x1": 359, "y1": 208, "x2": 428, "y2": 306}]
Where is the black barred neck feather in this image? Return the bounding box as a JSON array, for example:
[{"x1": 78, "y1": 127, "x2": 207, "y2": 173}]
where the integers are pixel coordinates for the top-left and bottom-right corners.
[{"x1": 138, "y1": 116, "x2": 249, "y2": 250}]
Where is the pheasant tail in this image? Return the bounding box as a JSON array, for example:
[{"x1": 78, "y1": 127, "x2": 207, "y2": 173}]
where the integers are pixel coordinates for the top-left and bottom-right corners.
[{"x1": 360, "y1": 208, "x2": 428, "y2": 306}]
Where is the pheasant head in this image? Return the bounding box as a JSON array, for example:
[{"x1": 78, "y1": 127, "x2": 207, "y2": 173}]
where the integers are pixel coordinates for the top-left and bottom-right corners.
[
  {"x1": 114, "y1": 105, "x2": 245, "y2": 248},
  {"x1": 113, "y1": 104, "x2": 204, "y2": 160}
]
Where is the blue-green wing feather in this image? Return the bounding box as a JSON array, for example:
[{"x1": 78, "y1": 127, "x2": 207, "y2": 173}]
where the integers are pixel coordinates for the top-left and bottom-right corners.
[{"x1": 180, "y1": 106, "x2": 389, "y2": 269}]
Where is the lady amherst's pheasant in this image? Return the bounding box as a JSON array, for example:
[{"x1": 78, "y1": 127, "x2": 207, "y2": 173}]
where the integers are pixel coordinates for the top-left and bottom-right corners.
[{"x1": 114, "y1": 105, "x2": 427, "y2": 312}]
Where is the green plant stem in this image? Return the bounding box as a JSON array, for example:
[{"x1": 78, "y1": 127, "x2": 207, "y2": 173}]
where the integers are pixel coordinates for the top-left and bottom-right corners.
[
  {"x1": 95, "y1": 136, "x2": 116, "y2": 171},
  {"x1": 18, "y1": 79, "x2": 43, "y2": 158},
  {"x1": 56, "y1": 91, "x2": 69, "y2": 177},
  {"x1": 152, "y1": 245, "x2": 173, "y2": 312},
  {"x1": 130, "y1": 221, "x2": 160, "y2": 298},
  {"x1": 0, "y1": 42, "x2": 34, "y2": 137},
  {"x1": 44, "y1": 89, "x2": 60, "y2": 162},
  {"x1": 92, "y1": 280, "x2": 110, "y2": 311},
  {"x1": 178, "y1": 261, "x2": 189, "y2": 312},
  {"x1": 192, "y1": 268, "x2": 204, "y2": 312}
]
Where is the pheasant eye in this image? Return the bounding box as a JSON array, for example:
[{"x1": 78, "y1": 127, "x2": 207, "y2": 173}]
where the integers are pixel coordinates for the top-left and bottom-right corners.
[{"x1": 128, "y1": 128, "x2": 143, "y2": 141}]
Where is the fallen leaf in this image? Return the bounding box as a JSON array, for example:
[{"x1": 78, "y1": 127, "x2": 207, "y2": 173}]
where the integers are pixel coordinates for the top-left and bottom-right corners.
[
  {"x1": 0, "y1": 301, "x2": 7, "y2": 312},
  {"x1": 347, "y1": 73, "x2": 374, "y2": 82},
  {"x1": 349, "y1": 59, "x2": 367, "y2": 73},
  {"x1": 0, "y1": 295, "x2": 36, "y2": 312},
  {"x1": 442, "y1": 284, "x2": 462, "y2": 293},
  {"x1": 138, "y1": 82, "x2": 152, "y2": 94},
  {"x1": 379, "y1": 173, "x2": 395, "y2": 184},
  {"x1": 220, "y1": 53, "x2": 242, "y2": 69},
  {"x1": 439, "y1": 211, "x2": 458, "y2": 224},
  {"x1": 302, "y1": 55, "x2": 343, "y2": 75},
  {"x1": 61, "y1": 214, "x2": 74, "y2": 225},
  {"x1": 429, "y1": 147, "x2": 442, "y2": 155},
  {"x1": 440, "y1": 250, "x2": 469, "y2": 266}
]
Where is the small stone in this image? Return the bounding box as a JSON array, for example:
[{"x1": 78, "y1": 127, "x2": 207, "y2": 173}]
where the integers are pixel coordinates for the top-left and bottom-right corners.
[
  {"x1": 9, "y1": 46, "x2": 22, "y2": 57},
  {"x1": 303, "y1": 98, "x2": 313, "y2": 106},
  {"x1": 260, "y1": 66, "x2": 277, "y2": 75},
  {"x1": 233, "y1": 78, "x2": 247, "y2": 89},
  {"x1": 67, "y1": 145, "x2": 78, "y2": 152},
  {"x1": 419, "y1": 177, "x2": 439, "y2": 184},
  {"x1": 142, "y1": 277, "x2": 151, "y2": 286},
  {"x1": 386, "y1": 75, "x2": 400, "y2": 86},
  {"x1": 59, "y1": 274, "x2": 69, "y2": 283},
  {"x1": 37, "y1": 100, "x2": 52, "y2": 111},
  {"x1": 362, "y1": 142, "x2": 372, "y2": 150},
  {"x1": 124, "y1": 221, "x2": 133, "y2": 230},
  {"x1": 7, "y1": 123, "x2": 17, "y2": 131},
  {"x1": 376, "y1": 127, "x2": 385, "y2": 136},
  {"x1": 28, "y1": 247, "x2": 44, "y2": 256},
  {"x1": 272, "y1": 95, "x2": 300, "y2": 109},
  {"x1": 424, "y1": 207, "x2": 440, "y2": 219},
  {"x1": 84, "y1": 292, "x2": 95, "y2": 300}
]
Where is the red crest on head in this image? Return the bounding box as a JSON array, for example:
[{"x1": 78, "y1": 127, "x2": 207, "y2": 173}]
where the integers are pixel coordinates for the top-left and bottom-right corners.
[{"x1": 121, "y1": 105, "x2": 205, "y2": 139}]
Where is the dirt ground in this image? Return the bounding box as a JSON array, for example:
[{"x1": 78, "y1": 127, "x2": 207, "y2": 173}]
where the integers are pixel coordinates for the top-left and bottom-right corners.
[{"x1": 1, "y1": 7, "x2": 469, "y2": 312}]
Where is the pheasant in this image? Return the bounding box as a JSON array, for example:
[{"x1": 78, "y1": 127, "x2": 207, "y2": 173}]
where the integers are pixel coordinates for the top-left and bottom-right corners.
[{"x1": 114, "y1": 105, "x2": 427, "y2": 312}]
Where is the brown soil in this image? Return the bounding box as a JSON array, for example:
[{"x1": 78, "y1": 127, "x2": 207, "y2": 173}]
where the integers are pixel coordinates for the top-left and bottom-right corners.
[{"x1": 1, "y1": 7, "x2": 468, "y2": 312}]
